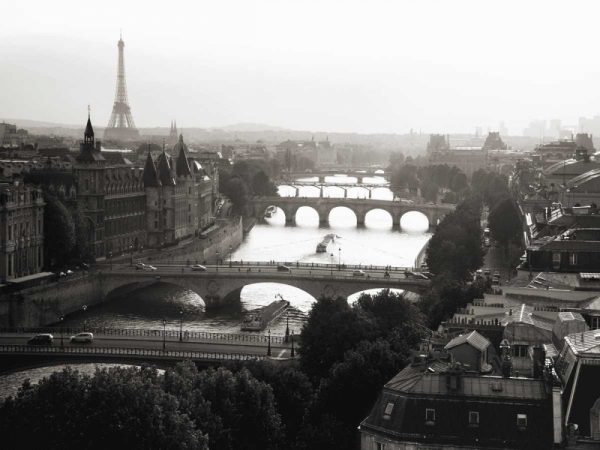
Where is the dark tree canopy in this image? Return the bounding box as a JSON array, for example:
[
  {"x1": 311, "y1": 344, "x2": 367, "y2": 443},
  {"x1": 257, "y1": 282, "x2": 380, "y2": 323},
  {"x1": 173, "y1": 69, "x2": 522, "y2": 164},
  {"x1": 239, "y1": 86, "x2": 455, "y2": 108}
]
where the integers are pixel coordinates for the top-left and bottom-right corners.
[
  {"x1": 488, "y1": 196, "x2": 522, "y2": 246},
  {"x1": 43, "y1": 194, "x2": 76, "y2": 268}
]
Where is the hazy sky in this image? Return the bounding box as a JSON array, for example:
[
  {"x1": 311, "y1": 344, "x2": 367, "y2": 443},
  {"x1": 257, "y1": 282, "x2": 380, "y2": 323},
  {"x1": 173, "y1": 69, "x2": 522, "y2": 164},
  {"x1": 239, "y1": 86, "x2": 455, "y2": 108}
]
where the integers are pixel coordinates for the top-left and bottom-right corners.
[{"x1": 2, "y1": 0, "x2": 600, "y2": 134}]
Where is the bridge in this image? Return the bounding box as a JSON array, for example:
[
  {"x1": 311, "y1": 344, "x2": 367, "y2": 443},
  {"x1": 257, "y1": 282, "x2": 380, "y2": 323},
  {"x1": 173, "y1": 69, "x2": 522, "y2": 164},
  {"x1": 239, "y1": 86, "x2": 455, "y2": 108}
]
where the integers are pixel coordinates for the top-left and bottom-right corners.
[
  {"x1": 98, "y1": 262, "x2": 431, "y2": 308},
  {"x1": 0, "y1": 328, "x2": 292, "y2": 369},
  {"x1": 277, "y1": 181, "x2": 390, "y2": 199},
  {"x1": 279, "y1": 169, "x2": 388, "y2": 183},
  {"x1": 251, "y1": 196, "x2": 455, "y2": 229}
]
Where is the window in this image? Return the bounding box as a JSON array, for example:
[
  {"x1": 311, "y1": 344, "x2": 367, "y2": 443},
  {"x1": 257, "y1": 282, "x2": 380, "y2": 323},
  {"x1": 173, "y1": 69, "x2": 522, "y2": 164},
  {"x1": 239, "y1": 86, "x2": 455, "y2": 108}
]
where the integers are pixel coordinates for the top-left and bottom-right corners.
[
  {"x1": 570, "y1": 253, "x2": 578, "y2": 266},
  {"x1": 591, "y1": 317, "x2": 600, "y2": 330},
  {"x1": 513, "y1": 345, "x2": 528, "y2": 358},
  {"x1": 552, "y1": 252, "x2": 561, "y2": 268},
  {"x1": 383, "y1": 402, "x2": 394, "y2": 420},
  {"x1": 425, "y1": 408, "x2": 435, "y2": 425},
  {"x1": 517, "y1": 414, "x2": 527, "y2": 430},
  {"x1": 376, "y1": 443, "x2": 385, "y2": 450},
  {"x1": 468, "y1": 411, "x2": 480, "y2": 427}
]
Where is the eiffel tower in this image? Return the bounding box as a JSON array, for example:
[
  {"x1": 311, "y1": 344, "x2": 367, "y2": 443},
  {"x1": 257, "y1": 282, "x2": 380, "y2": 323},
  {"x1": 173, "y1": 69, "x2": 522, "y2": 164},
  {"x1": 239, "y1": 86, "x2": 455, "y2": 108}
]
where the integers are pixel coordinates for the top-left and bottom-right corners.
[{"x1": 104, "y1": 34, "x2": 140, "y2": 141}]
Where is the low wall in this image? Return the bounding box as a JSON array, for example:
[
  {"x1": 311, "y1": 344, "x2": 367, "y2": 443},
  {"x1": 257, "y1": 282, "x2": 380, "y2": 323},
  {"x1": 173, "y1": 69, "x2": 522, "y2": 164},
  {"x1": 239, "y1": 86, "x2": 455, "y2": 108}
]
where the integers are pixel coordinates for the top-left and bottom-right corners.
[
  {"x1": 0, "y1": 273, "x2": 104, "y2": 328},
  {"x1": 145, "y1": 217, "x2": 243, "y2": 265}
]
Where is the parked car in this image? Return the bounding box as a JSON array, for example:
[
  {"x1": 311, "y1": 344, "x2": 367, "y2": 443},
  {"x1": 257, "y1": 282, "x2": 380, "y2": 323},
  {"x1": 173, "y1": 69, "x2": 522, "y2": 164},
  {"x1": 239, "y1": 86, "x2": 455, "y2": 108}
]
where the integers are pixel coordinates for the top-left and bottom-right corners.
[
  {"x1": 70, "y1": 332, "x2": 94, "y2": 343},
  {"x1": 191, "y1": 264, "x2": 207, "y2": 271},
  {"x1": 353, "y1": 270, "x2": 366, "y2": 277},
  {"x1": 134, "y1": 262, "x2": 146, "y2": 270},
  {"x1": 277, "y1": 265, "x2": 291, "y2": 272},
  {"x1": 483, "y1": 268, "x2": 491, "y2": 276},
  {"x1": 27, "y1": 334, "x2": 54, "y2": 345},
  {"x1": 143, "y1": 265, "x2": 157, "y2": 271}
]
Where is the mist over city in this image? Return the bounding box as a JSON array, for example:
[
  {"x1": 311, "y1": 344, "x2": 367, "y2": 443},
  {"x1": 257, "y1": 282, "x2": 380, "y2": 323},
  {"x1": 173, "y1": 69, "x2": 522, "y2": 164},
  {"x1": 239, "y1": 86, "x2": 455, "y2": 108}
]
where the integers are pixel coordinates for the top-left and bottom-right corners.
[{"x1": 2, "y1": 1, "x2": 600, "y2": 450}]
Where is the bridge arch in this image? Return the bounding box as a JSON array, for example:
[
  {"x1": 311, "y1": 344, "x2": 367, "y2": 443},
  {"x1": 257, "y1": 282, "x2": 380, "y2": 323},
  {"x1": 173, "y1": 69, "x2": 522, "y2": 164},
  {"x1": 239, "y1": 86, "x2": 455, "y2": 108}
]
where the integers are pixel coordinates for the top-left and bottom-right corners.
[
  {"x1": 364, "y1": 208, "x2": 393, "y2": 229},
  {"x1": 399, "y1": 210, "x2": 430, "y2": 232},
  {"x1": 327, "y1": 206, "x2": 359, "y2": 227}
]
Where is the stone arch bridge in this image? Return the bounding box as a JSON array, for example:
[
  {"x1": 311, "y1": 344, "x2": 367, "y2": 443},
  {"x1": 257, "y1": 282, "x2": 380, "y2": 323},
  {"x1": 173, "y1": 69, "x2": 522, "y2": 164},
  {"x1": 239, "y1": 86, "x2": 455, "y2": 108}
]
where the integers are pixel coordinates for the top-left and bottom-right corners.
[
  {"x1": 99, "y1": 269, "x2": 430, "y2": 309},
  {"x1": 250, "y1": 196, "x2": 455, "y2": 229}
]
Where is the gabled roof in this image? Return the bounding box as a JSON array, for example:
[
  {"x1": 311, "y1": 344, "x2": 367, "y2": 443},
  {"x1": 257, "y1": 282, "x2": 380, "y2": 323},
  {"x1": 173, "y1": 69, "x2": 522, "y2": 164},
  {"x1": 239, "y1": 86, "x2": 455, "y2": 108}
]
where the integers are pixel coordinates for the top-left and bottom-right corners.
[
  {"x1": 156, "y1": 151, "x2": 175, "y2": 186},
  {"x1": 174, "y1": 135, "x2": 192, "y2": 177},
  {"x1": 142, "y1": 152, "x2": 161, "y2": 188},
  {"x1": 444, "y1": 330, "x2": 490, "y2": 352}
]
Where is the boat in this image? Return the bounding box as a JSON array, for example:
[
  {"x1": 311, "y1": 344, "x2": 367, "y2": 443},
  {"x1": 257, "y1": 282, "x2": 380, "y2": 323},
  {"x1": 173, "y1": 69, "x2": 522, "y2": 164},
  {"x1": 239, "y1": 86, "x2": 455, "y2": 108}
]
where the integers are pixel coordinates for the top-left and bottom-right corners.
[
  {"x1": 241, "y1": 298, "x2": 290, "y2": 331},
  {"x1": 316, "y1": 233, "x2": 337, "y2": 253},
  {"x1": 265, "y1": 205, "x2": 277, "y2": 218}
]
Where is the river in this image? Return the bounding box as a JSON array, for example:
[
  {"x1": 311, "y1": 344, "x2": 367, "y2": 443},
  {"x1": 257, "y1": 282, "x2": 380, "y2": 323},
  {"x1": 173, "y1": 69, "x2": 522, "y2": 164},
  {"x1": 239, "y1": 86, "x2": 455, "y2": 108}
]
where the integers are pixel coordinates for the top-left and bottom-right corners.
[{"x1": 1, "y1": 174, "x2": 431, "y2": 393}]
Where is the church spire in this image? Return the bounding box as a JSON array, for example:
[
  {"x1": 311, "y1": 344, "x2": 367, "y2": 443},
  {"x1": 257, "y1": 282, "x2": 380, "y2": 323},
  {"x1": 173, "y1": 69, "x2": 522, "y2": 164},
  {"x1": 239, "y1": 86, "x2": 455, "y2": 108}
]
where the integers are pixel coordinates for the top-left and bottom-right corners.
[{"x1": 84, "y1": 105, "x2": 94, "y2": 144}]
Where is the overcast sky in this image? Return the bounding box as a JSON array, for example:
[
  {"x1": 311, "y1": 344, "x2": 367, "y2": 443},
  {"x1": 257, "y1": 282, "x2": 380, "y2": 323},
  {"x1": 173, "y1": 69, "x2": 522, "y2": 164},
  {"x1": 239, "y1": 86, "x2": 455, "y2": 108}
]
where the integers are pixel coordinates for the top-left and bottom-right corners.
[{"x1": 2, "y1": 0, "x2": 600, "y2": 134}]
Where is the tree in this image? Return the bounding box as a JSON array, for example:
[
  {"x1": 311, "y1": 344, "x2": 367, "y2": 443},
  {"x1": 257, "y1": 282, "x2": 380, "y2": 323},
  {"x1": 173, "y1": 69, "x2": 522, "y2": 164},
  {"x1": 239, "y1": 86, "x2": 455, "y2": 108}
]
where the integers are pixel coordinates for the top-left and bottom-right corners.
[
  {"x1": 298, "y1": 296, "x2": 371, "y2": 380},
  {"x1": 252, "y1": 170, "x2": 277, "y2": 196},
  {"x1": 43, "y1": 194, "x2": 76, "y2": 267},
  {"x1": 0, "y1": 366, "x2": 208, "y2": 450},
  {"x1": 488, "y1": 196, "x2": 522, "y2": 247},
  {"x1": 221, "y1": 176, "x2": 250, "y2": 215}
]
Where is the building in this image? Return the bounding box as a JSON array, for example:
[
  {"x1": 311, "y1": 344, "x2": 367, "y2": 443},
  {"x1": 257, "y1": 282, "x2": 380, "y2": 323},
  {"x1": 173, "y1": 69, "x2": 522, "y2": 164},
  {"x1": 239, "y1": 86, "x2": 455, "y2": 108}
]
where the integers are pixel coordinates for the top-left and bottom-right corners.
[
  {"x1": 555, "y1": 329, "x2": 600, "y2": 442},
  {"x1": 360, "y1": 356, "x2": 555, "y2": 449},
  {"x1": 429, "y1": 146, "x2": 488, "y2": 177},
  {"x1": 444, "y1": 330, "x2": 493, "y2": 373},
  {"x1": 143, "y1": 135, "x2": 216, "y2": 248},
  {"x1": 0, "y1": 122, "x2": 29, "y2": 146},
  {"x1": 0, "y1": 177, "x2": 44, "y2": 282},
  {"x1": 534, "y1": 140, "x2": 578, "y2": 169},
  {"x1": 482, "y1": 132, "x2": 507, "y2": 151}
]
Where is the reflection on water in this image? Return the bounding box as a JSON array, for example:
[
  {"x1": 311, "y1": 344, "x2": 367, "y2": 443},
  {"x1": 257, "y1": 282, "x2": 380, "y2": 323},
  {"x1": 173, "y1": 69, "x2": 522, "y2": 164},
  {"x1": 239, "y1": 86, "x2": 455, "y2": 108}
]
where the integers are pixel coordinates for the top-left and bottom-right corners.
[{"x1": 42, "y1": 174, "x2": 431, "y2": 339}]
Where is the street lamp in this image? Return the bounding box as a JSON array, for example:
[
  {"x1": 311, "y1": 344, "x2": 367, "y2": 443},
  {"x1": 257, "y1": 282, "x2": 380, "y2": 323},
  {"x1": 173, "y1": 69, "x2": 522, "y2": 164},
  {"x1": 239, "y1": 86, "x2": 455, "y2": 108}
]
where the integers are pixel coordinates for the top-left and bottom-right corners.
[
  {"x1": 229, "y1": 245, "x2": 233, "y2": 268},
  {"x1": 330, "y1": 253, "x2": 334, "y2": 275},
  {"x1": 108, "y1": 251, "x2": 112, "y2": 270},
  {"x1": 216, "y1": 250, "x2": 220, "y2": 272},
  {"x1": 338, "y1": 247, "x2": 342, "y2": 271},
  {"x1": 290, "y1": 330, "x2": 295, "y2": 358},
  {"x1": 60, "y1": 315, "x2": 64, "y2": 348},
  {"x1": 285, "y1": 311, "x2": 290, "y2": 343},
  {"x1": 179, "y1": 309, "x2": 183, "y2": 342},
  {"x1": 82, "y1": 305, "x2": 88, "y2": 332},
  {"x1": 162, "y1": 318, "x2": 167, "y2": 352},
  {"x1": 267, "y1": 329, "x2": 272, "y2": 357},
  {"x1": 129, "y1": 245, "x2": 133, "y2": 266}
]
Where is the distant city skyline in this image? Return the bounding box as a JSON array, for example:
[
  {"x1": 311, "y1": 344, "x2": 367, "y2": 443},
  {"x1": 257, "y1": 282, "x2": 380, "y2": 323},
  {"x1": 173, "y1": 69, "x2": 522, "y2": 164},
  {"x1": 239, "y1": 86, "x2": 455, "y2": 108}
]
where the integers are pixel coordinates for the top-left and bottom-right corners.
[{"x1": 3, "y1": 0, "x2": 600, "y2": 135}]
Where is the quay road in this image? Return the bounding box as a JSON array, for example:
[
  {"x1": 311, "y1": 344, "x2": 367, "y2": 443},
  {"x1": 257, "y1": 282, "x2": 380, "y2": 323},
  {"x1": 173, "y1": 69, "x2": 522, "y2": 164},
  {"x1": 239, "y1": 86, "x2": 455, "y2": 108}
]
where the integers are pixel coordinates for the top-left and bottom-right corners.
[{"x1": 0, "y1": 329, "x2": 295, "y2": 364}]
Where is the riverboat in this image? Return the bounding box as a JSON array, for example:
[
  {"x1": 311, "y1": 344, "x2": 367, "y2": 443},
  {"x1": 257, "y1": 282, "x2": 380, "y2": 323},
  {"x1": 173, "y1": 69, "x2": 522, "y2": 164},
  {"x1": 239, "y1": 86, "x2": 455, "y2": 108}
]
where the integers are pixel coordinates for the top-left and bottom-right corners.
[
  {"x1": 316, "y1": 233, "x2": 337, "y2": 253},
  {"x1": 265, "y1": 205, "x2": 277, "y2": 218},
  {"x1": 241, "y1": 298, "x2": 290, "y2": 331}
]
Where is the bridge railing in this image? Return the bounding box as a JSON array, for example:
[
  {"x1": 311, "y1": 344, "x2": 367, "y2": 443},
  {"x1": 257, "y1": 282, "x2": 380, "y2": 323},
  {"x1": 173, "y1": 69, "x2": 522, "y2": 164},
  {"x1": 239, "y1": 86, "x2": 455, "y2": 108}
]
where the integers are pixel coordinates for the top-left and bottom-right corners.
[
  {"x1": 0, "y1": 344, "x2": 267, "y2": 361},
  {"x1": 127, "y1": 260, "x2": 413, "y2": 273},
  {"x1": 0, "y1": 327, "x2": 287, "y2": 345}
]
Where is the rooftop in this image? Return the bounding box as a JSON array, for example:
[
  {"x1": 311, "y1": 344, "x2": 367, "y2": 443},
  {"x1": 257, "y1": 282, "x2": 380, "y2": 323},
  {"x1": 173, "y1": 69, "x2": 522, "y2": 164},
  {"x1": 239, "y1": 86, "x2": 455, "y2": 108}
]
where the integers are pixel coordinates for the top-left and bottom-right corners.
[{"x1": 444, "y1": 330, "x2": 490, "y2": 352}]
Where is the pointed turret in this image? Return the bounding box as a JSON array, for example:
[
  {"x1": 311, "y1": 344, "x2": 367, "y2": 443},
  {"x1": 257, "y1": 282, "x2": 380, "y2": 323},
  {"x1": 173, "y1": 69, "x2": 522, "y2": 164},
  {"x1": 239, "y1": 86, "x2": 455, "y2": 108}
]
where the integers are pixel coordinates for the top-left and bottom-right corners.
[
  {"x1": 157, "y1": 150, "x2": 175, "y2": 186},
  {"x1": 84, "y1": 115, "x2": 94, "y2": 144},
  {"x1": 143, "y1": 151, "x2": 161, "y2": 187},
  {"x1": 175, "y1": 134, "x2": 192, "y2": 177}
]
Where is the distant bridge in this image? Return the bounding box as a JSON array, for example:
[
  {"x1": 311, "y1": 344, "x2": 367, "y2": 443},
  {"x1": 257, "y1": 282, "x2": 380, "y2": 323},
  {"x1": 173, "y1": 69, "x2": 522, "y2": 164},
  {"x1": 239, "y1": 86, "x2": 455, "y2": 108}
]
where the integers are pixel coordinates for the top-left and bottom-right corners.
[
  {"x1": 98, "y1": 264, "x2": 430, "y2": 308},
  {"x1": 280, "y1": 169, "x2": 388, "y2": 183},
  {"x1": 278, "y1": 181, "x2": 390, "y2": 199},
  {"x1": 251, "y1": 196, "x2": 455, "y2": 229}
]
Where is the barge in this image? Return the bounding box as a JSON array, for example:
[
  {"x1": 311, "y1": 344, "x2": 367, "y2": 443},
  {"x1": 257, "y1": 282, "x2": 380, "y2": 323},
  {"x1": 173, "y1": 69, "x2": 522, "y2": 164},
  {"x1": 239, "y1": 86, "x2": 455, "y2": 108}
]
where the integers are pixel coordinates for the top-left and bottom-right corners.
[
  {"x1": 241, "y1": 298, "x2": 290, "y2": 331},
  {"x1": 316, "y1": 233, "x2": 337, "y2": 253}
]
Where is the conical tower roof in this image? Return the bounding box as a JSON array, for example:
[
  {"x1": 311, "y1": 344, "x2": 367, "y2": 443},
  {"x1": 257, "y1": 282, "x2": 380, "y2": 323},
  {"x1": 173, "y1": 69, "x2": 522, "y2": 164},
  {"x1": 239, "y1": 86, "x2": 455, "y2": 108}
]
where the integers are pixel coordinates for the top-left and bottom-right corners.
[
  {"x1": 156, "y1": 150, "x2": 175, "y2": 186},
  {"x1": 174, "y1": 134, "x2": 192, "y2": 177},
  {"x1": 84, "y1": 116, "x2": 94, "y2": 141},
  {"x1": 142, "y1": 151, "x2": 161, "y2": 187}
]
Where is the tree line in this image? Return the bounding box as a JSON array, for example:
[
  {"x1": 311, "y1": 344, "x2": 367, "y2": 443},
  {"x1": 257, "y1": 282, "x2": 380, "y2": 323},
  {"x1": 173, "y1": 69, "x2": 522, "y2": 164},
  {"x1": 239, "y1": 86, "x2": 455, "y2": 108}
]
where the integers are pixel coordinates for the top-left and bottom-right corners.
[{"x1": 0, "y1": 290, "x2": 424, "y2": 450}]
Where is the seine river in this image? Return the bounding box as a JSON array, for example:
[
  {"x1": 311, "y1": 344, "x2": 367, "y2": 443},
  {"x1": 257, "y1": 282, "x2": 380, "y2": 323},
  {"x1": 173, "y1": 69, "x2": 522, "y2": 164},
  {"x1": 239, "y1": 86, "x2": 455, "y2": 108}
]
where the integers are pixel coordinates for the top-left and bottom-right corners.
[{"x1": 0, "y1": 175, "x2": 431, "y2": 394}]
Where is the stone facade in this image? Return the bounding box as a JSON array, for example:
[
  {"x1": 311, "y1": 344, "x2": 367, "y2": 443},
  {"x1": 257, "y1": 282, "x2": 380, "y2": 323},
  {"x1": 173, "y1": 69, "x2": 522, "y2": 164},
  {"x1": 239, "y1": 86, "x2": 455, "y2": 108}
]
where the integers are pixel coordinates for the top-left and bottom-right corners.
[{"x1": 0, "y1": 179, "x2": 44, "y2": 281}]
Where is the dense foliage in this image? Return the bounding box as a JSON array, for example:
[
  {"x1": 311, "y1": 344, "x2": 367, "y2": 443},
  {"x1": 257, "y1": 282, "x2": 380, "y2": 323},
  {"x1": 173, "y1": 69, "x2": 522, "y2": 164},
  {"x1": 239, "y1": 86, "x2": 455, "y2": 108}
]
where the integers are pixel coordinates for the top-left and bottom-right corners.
[
  {"x1": 219, "y1": 159, "x2": 278, "y2": 214},
  {"x1": 0, "y1": 364, "x2": 286, "y2": 450}
]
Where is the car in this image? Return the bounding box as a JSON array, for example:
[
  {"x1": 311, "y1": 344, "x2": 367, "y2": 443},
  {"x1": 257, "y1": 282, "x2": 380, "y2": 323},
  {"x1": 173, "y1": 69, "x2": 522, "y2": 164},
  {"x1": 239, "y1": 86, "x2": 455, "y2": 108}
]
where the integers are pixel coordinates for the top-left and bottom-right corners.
[
  {"x1": 70, "y1": 332, "x2": 94, "y2": 343},
  {"x1": 134, "y1": 262, "x2": 146, "y2": 270},
  {"x1": 199, "y1": 233, "x2": 208, "y2": 239},
  {"x1": 191, "y1": 264, "x2": 207, "y2": 271},
  {"x1": 483, "y1": 268, "x2": 491, "y2": 276},
  {"x1": 27, "y1": 334, "x2": 54, "y2": 345},
  {"x1": 143, "y1": 265, "x2": 157, "y2": 271},
  {"x1": 493, "y1": 271, "x2": 501, "y2": 278},
  {"x1": 66, "y1": 269, "x2": 74, "y2": 275},
  {"x1": 277, "y1": 265, "x2": 291, "y2": 272},
  {"x1": 353, "y1": 270, "x2": 366, "y2": 277}
]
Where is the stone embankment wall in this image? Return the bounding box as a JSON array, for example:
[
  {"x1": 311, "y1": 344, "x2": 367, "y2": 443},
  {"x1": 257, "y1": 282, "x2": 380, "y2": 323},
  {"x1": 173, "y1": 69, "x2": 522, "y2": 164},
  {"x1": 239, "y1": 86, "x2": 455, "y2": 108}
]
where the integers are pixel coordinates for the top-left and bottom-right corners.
[{"x1": 0, "y1": 218, "x2": 244, "y2": 328}]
